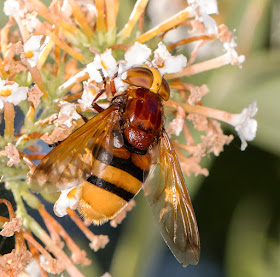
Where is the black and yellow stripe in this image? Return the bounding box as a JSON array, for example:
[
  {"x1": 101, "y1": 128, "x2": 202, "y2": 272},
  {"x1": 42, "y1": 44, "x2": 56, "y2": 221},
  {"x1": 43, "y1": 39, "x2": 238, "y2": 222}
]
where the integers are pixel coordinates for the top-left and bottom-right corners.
[
  {"x1": 95, "y1": 146, "x2": 145, "y2": 183},
  {"x1": 87, "y1": 174, "x2": 134, "y2": 202},
  {"x1": 78, "y1": 144, "x2": 151, "y2": 225}
]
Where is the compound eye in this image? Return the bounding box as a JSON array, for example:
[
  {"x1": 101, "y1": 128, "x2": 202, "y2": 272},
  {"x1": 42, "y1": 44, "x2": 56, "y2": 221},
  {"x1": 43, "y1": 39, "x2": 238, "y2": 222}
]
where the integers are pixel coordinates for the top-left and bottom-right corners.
[
  {"x1": 122, "y1": 67, "x2": 153, "y2": 89},
  {"x1": 158, "y1": 78, "x2": 170, "y2": 101}
]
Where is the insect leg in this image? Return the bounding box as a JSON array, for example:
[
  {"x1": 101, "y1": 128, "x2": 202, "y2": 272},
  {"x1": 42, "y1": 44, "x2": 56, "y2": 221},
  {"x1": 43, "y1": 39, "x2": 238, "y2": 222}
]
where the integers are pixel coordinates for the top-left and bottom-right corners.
[
  {"x1": 89, "y1": 68, "x2": 107, "y2": 113},
  {"x1": 77, "y1": 112, "x2": 89, "y2": 123},
  {"x1": 91, "y1": 103, "x2": 104, "y2": 113}
]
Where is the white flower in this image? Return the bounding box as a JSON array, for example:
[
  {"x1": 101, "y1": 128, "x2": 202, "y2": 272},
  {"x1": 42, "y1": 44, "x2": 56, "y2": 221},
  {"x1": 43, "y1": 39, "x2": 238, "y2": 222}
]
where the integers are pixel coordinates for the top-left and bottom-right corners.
[
  {"x1": 152, "y1": 42, "x2": 187, "y2": 75},
  {"x1": 25, "y1": 255, "x2": 47, "y2": 277},
  {"x1": 22, "y1": 13, "x2": 42, "y2": 33},
  {"x1": 56, "y1": 101, "x2": 81, "y2": 128},
  {"x1": 115, "y1": 42, "x2": 187, "y2": 91},
  {"x1": 78, "y1": 80, "x2": 108, "y2": 111},
  {"x1": 24, "y1": 35, "x2": 49, "y2": 67},
  {"x1": 187, "y1": 0, "x2": 218, "y2": 14},
  {"x1": 230, "y1": 101, "x2": 258, "y2": 151},
  {"x1": 224, "y1": 38, "x2": 246, "y2": 66},
  {"x1": 113, "y1": 63, "x2": 129, "y2": 92},
  {"x1": 187, "y1": 0, "x2": 219, "y2": 34},
  {"x1": 0, "y1": 78, "x2": 28, "y2": 109},
  {"x1": 114, "y1": 42, "x2": 152, "y2": 92},
  {"x1": 124, "y1": 42, "x2": 152, "y2": 68},
  {"x1": 79, "y1": 81, "x2": 96, "y2": 110},
  {"x1": 86, "y1": 49, "x2": 118, "y2": 83},
  {"x1": 54, "y1": 187, "x2": 80, "y2": 217},
  {"x1": 4, "y1": 0, "x2": 27, "y2": 18}
]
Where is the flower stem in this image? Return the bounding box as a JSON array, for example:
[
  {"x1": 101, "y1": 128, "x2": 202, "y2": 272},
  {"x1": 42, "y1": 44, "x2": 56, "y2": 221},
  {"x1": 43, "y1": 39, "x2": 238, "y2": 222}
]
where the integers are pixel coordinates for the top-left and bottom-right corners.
[
  {"x1": 29, "y1": 217, "x2": 85, "y2": 277},
  {"x1": 4, "y1": 102, "x2": 15, "y2": 140},
  {"x1": 38, "y1": 205, "x2": 90, "y2": 266},
  {"x1": 105, "y1": 0, "x2": 118, "y2": 31},
  {"x1": 70, "y1": 0, "x2": 94, "y2": 38},
  {"x1": 67, "y1": 208, "x2": 99, "y2": 244},
  {"x1": 118, "y1": 0, "x2": 149, "y2": 39},
  {"x1": 0, "y1": 198, "x2": 15, "y2": 219},
  {"x1": 167, "y1": 34, "x2": 217, "y2": 50},
  {"x1": 180, "y1": 103, "x2": 233, "y2": 124},
  {"x1": 95, "y1": 0, "x2": 106, "y2": 32},
  {"x1": 136, "y1": 7, "x2": 191, "y2": 43},
  {"x1": 27, "y1": 66, "x2": 49, "y2": 99},
  {"x1": 166, "y1": 53, "x2": 234, "y2": 78}
]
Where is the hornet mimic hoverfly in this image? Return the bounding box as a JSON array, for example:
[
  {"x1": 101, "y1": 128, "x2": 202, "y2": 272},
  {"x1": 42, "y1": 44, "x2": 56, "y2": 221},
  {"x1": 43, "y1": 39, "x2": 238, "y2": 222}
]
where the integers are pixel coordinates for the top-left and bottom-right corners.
[{"x1": 30, "y1": 65, "x2": 200, "y2": 267}]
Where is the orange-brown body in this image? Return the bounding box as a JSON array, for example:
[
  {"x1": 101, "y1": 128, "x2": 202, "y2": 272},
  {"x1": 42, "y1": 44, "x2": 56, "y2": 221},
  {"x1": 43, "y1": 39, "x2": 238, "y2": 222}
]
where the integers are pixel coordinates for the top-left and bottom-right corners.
[
  {"x1": 122, "y1": 87, "x2": 164, "y2": 152},
  {"x1": 79, "y1": 86, "x2": 164, "y2": 224},
  {"x1": 30, "y1": 66, "x2": 200, "y2": 267}
]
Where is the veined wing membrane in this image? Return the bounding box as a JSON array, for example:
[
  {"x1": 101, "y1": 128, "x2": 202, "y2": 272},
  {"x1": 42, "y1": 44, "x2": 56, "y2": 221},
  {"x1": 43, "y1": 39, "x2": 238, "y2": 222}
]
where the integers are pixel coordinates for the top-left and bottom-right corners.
[
  {"x1": 30, "y1": 105, "x2": 119, "y2": 193},
  {"x1": 143, "y1": 129, "x2": 200, "y2": 267}
]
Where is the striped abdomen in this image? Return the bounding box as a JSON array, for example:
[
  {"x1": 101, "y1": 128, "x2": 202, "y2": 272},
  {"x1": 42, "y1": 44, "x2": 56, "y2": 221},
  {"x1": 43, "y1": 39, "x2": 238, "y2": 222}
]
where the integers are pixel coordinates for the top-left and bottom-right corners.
[{"x1": 78, "y1": 144, "x2": 151, "y2": 225}]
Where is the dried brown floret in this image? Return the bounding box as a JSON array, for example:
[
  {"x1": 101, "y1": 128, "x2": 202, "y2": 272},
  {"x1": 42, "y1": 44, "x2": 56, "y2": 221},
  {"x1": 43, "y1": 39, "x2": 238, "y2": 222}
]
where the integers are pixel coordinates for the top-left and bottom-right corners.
[
  {"x1": 0, "y1": 217, "x2": 22, "y2": 237},
  {"x1": 89, "y1": 235, "x2": 110, "y2": 252},
  {"x1": 0, "y1": 249, "x2": 33, "y2": 276},
  {"x1": 110, "y1": 200, "x2": 136, "y2": 228},
  {"x1": 28, "y1": 84, "x2": 44, "y2": 108},
  {"x1": 4, "y1": 143, "x2": 21, "y2": 167}
]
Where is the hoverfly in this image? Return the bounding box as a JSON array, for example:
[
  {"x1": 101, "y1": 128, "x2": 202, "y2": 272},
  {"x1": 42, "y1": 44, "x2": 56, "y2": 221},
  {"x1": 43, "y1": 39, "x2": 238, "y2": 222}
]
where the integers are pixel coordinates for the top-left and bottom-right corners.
[{"x1": 30, "y1": 65, "x2": 200, "y2": 267}]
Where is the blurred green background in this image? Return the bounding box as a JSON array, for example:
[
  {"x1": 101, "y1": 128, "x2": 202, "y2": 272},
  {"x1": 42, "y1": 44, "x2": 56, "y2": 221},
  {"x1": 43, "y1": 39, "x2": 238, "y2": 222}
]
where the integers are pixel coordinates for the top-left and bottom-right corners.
[{"x1": 0, "y1": 0, "x2": 280, "y2": 276}]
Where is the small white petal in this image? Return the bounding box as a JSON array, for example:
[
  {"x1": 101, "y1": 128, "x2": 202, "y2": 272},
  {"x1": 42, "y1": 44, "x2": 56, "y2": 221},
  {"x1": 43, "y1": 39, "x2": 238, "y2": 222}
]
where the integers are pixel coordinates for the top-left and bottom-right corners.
[
  {"x1": 4, "y1": 0, "x2": 27, "y2": 17},
  {"x1": 236, "y1": 119, "x2": 257, "y2": 151},
  {"x1": 224, "y1": 38, "x2": 245, "y2": 66},
  {"x1": 125, "y1": 42, "x2": 152, "y2": 67},
  {"x1": 187, "y1": 0, "x2": 218, "y2": 14},
  {"x1": 24, "y1": 35, "x2": 44, "y2": 67},
  {"x1": 24, "y1": 35, "x2": 44, "y2": 52},
  {"x1": 79, "y1": 85, "x2": 95, "y2": 109},
  {"x1": 231, "y1": 101, "x2": 258, "y2": 151},
  {"x1": 78, "y1": 80, "x2": 108, "y2": 110},
  {"x1": 114, "y1": 63, "x2": 130, "y2": 92},
  {"x1": 159, "y1": 55, "x2": 187, "y2": 75},
  {"x1": 10, "y1": 86, "x2": 28, "y2": 105},
  {"x1": 200, "y1": 12, "x2": 218, "y2": 34},
  {"x1": 153, "y1": 43, "x2": 187, "y2": 75},
  {"x1": 58, "y1": 101, "x2": 81, "y2": 128},
  {"x1": 0, "y1": 81, "x2": 28, "y2": 106},
  {"x1": 87, "y1": 49, "x2": 117, "y2": 83},
  {"x1": 237, "y1": 55, "x2": 246, "y2": 64},
  {"x1": 87, "y1": 58, "x2": 105, "y2": 82},
  {"x1": 0, "y1": 78, "x2": 5, "y2": 87},
  {"x1": 101, "y1": 49, "x2": 118, "y2": 76},
  {"x1": 187, "y1": 0, "x2": 219, "y2": 34},
  {"x1": 153, "y1": 42, "x2": 172, "y2": 60},
  {"x1": 54, "y1": 187, "x2": 80, "y2": 217}
]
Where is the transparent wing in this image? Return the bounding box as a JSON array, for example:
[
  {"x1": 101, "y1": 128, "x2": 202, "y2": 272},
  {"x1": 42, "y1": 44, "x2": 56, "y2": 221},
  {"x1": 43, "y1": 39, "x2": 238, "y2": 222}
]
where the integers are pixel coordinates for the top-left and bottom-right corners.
[
  {"x1": 143, "y1": 129, "x2": 200, "y2": 267},
  {"x1": 30, "y1": 105, "x2": 120, "y2": 193}
]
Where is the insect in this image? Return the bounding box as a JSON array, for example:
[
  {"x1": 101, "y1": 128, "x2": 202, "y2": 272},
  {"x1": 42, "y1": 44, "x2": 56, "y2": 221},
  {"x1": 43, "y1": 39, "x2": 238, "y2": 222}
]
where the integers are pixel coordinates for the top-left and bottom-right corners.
[{"x1": 30, "y1": 65, "x2": 200, "y2": 267}]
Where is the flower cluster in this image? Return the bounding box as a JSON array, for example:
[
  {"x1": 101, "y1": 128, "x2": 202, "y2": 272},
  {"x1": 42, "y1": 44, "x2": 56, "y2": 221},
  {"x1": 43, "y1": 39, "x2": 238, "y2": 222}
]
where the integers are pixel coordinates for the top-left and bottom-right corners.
[{"x1": 0, "y1": 0, "x2": 257, "y2": 276}]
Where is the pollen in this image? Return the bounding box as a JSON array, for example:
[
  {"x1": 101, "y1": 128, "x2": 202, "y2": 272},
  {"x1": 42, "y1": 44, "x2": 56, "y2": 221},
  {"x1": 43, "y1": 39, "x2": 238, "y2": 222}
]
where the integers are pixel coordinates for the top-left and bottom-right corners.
[
  {"x1": 67, "y1": 187, "x2": 78, "y2": 199},
  {"x1": 158, "y1": 61, "x2": 165, "y2": 68},
  {"x1": 101, "y1": 60, "x2": 107, "y2": 69},
  {"x1": 90, "y1": 88, "x2": 97, "y2": 96},
  {"x1": 25, "y1": 50, "x2": 34, "y2": 59},
  {"x1": 0, "y1": 88, "x2": 12, "y2": 97}
]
